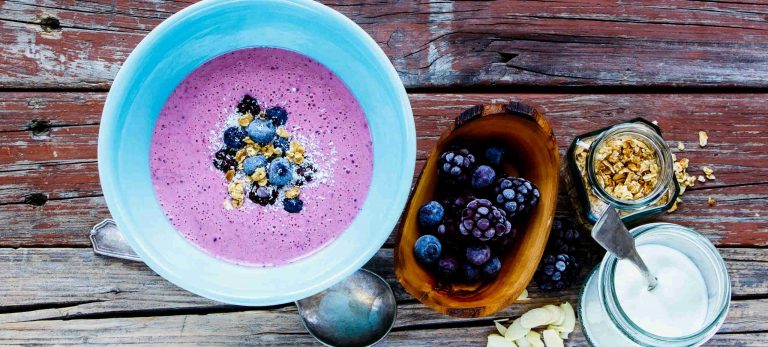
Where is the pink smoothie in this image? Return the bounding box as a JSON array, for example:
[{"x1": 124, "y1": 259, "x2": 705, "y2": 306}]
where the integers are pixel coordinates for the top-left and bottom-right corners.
[{"x1": 150, "y1": 48, "x2": 373, "y2": 266}]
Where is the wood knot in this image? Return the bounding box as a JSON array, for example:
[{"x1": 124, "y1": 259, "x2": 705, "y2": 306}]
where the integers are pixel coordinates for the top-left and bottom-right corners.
[
  {"x1": 27, "y1": 119, "x2": 51, "y2": 137},
  {"x1": 24, "y1": 193, "x2": 48, "y2": 206},
  {"x1": 39, "y1": 15, "x2": 61, "y2": 32}
]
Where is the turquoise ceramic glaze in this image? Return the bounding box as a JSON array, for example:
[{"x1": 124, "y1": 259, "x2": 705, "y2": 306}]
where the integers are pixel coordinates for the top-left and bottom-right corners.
[{"x1": 98, "y1": 0, "x2": 415, "y2": 305}]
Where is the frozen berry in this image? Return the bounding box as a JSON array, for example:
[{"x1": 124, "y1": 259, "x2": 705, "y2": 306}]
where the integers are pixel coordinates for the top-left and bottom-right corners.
[
  {"x1": 484, "y1": 146, "x2": 505, "y2": 166},
  {"x1": 223, "y1": 127, "x2": 247, "y2": 149},
  {"x1": 465, "y1": 244, "x2": 491, "y2": 266},
  {"x1": 213, "y1": 148, "x2": 237, "y2": 172},
  {"x1": 441, "y1": 193, "x2": 476, "y2": 217},
  {"x1": 493, "y1": 176, "x2": 540, "y2": 219},
  {"x1": 243, "y1": 155, "x2": 268, "y2": 176},
  {"x1": 459, "y1": 263, "x2": 480, "y2": 283},
  {"x1": 535, "y1": 253, "x2": 581, "y2": 292},
  {"x1": 418, "y1": 201, "x2": 445, "y2": 229},
  {"x1": 246, "y1": 119, "x2": 276, "y2": 145},
  {"x1": 237, "y1": 94, "x2": 260, "y2": 115},
  {"x1": 436, "y1": 255, "x2": 458, "y2": 279},
  {"x1": 459, "y1": 199, "x2": 512, "y2": 242},
  {"x1": 265, "y1": 106, "x2": 288, "y2": 126},
  {"x1": 471, "y1": 165, "x2": 496, "y2": 190},
  {"x1": 548, "y1": 218, "x2": 582, "y2": 255},
  {"x1": 481, "y1": 256, "x2": 502, "y2": 279},
  {"x1": 414, "y1": 235, "x2": 442, "y2": 265},
  {"x1": 437, "y1": 148, "x2": 476, "y2": 185},
  {"x1": 248, "y1": 186, "x2": 278, "y2": 206},
  {"x1": 268, "y1": 158, "x2": 293, "y2": 186},
  {"x1": 274, "y1": 136, "x2": 290, "y2": 153},
  {"x1": 283, "y1": 197, "x2": 304, "y2": 213}
]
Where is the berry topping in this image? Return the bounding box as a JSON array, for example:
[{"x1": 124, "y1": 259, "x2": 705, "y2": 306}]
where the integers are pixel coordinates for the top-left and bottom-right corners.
[
  {"x1": 465, "y1": 244, "x2": 492, "y2": 266},
  {"x1": 436, "y1": 255, "x2": 458, "y2": 279},
  {"x1": 438, "y1": 148, "x2": 476, "y2": 185},
  {"x1": 547, "y1": 218, "x2": 582, "y2": 255},
  {"x1": 223, "y1": 126, "x2": 247, "y2": 149},
  {"x1": 459, "y1": 199, "x2": 512, "y2": 242},
  {"x1": 535, "y1": 253, "x2": 581, "y2": 292},
  {"x1": 471, "y1": 165, "x2": 496, "y2": 190},
  {"x1": 441, "y1": 193, "x2": 477, "y2": 217},
  {"x1": 481, "y1": 256, "x2": 502, "y2": 279},
  {"x1": 213, "y1": 148, "x2": 238, "y2": 172},
  {"x1": 265, "y1": 106, "x2": 288, "y2": 126},
  {"x1": 248, "y1": 186, "x2": 278, "y2": 206},
  {"x1": 283, "y1": 197, "x2": 304, "y2": 213},
  {"x1": 414, "y1": 235, "x2": 442, "y2": 265},
  {"x1": 484, "y1": 146, "x2": 505, "y2": 166},
  {"x1": 418, "y1": 201, "x2": 445, "y2": 229},
  {"x1": 246, "y1": 119, "x2": 276, "y2": 145},
  {"x1": 493, "y1": 176, "x2": 540, "y2": 219},
  {"x1": 268, "y1": 157, "x2": 293, "y2": 186},
  {"x1": 237, "y1": 94, "x2": 260, "y2": 115},
  {"x1": 459, "y1": 263, "x2": 480, "y2": 283},
  {"x1": 274, "y1": 136, "x2": 290, "y2": 153},
  {"x1": 242, "y1": 155, "x2": 268, "y2": 176}
]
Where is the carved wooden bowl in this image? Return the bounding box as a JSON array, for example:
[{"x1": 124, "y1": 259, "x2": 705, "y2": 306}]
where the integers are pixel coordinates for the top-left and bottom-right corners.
[{"x1": 394, "y1": 101, "x2": 560, "y2": 318}]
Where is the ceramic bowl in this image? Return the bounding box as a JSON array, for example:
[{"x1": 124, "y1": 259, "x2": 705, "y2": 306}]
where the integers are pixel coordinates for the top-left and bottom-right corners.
[
  {"x1": 98, "y1": 0, "x2": 414, "y2": 305},
  {"x1": 395, "y1": 101, "x2": 559, "y2": 317}
]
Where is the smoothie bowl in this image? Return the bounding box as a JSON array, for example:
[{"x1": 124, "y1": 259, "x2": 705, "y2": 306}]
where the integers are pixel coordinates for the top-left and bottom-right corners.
[{"x1": 98, "y1": 0, "x2": 414, "y2": 305}]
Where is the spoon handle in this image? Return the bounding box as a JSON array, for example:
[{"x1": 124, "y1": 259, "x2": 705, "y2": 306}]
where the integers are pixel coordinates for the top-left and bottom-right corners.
[{"x1": 626, "y1": 249, "x2": 658, "y2": 290}]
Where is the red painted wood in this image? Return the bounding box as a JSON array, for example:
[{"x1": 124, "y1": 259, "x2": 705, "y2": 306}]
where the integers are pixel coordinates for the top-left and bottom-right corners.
[{"x1": 2, "y1": 1, "x2": 768, "y2": 88}]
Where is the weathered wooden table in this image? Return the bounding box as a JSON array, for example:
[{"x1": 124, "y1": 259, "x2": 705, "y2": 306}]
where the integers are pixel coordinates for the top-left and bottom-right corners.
[{"x1": 1, "y1": 1, "x2": 767, "y2": 345}]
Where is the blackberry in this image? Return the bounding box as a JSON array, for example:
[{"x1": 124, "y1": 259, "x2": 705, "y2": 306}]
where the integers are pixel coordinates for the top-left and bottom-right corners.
[
  {"x1": 295, "y1": 164, "x2": 317, "y2": 186},
  {"x1": 437, "y1": 148, "x2": 476, "y2": 185},
  {"x1": 265, "y1": 106, "x2": 288, "y2": 126},
  {"x1": 459, "y1": 199, "x2": 512, "y2": 242},
  {"x1": 535, "y1": 253, "x2": 581, "y2": 292},
  {"x1": 223, "y1": 126, "x2": 247, "y2": 149},
  {"x1": 213, "y1": 148, "x2": 238, "y2": 172},
  {"x1": 547, "y1": 218, "x2": 582, "y2": 255},
  {"x1": 492, "y1": 176, "x2": 540, "y2": 219},
  {"x1": 248, "y1": 186, "x2": 278, "y2": 206},
  {"x1": 237, "y1": 94, "x2": 261, "y2": 115},
  {"x1": 440, "y1": 193, "x2": 476, "y2": 217}
]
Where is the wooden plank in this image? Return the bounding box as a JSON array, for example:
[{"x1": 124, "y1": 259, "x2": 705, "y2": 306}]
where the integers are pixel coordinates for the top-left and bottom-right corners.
[
  {"x1": 4, "y1": 1, "x2": 768, "y2": 88},
  {"x1": 1, "y1": 92, "x2": 766, "y2": 246},
  {"x1": 0, "y1": 248, "x2": 764, "y2": 344}
]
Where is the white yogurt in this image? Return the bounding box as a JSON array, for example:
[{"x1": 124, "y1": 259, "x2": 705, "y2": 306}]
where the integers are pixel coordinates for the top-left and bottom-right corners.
[{"x1": 613, "y1": 244, "x2": 709, "y2": 337}]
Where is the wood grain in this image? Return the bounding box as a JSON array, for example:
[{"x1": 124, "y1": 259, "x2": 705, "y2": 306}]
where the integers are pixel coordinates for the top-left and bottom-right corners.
[
  {"x1": 1, "y1": 92, "x2": 766, "y2": 247},
  {"x1": 0, "y1": 248, "x2": 764, "y2": 345},
  {"x1": 4, "y1": 0, "x2": 768, "y2": 89}
]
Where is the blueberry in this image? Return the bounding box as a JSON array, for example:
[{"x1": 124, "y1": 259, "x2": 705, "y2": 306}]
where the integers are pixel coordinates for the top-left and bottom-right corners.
[
  {"x1": 237, "y1": 94, "x2": 260, "y2": 115},
  {"x1": 265, "y1": 106, "x2": 288, "y2": 126},
  {"x1": 460, "y1": 263, "x2": 480, "y2": 283},
  {"x1": 246, "y1": 119, "x2": 276, "y2": 145},
  {"x1": 283, "y1": 197, "x2": 303, "y2": 213},
  {"x1": 223, "y1": 127, "x2": 247, "y2": 149},
  {"x1": 465, "y1": 244, "x2": 491, "y2": 266},
  {"x1": 274, "y1": 136, "x2": 290, "y2": 153},
  {"x1": 471, "y1": 165, "x2": 496, "y2": 190},
  {"x1": 485, "y1": 146, "x2": 505, "y2": 166},
  {"x1": 414, "y1": 235, "x2": 442, "y2": 265},
  {"x1": 482, "y1": 256, "x2": 502, "y2": 279},
  {"x1": 268, "y1": 157, "x2": 293, "y2": 186},
  {"x1": 243, "y1": 155, "x2": 268, "y2": 175},
  {"x1": 418, "y1": 201, "x2": 445, "y2": 229},
  {"x1": 436, "y1": 255, "x2": 458, "y2": 279}
]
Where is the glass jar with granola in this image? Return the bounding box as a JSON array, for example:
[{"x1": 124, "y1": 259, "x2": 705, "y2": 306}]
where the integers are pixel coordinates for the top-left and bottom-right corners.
[{"x1": 563, "y1": 118, "x2": 679, "y2": 226}]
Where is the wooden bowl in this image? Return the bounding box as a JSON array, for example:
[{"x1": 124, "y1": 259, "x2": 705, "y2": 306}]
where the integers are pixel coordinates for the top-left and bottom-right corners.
[{"x1": 394, "y1": 101, "x2": 560, "y2": 317}]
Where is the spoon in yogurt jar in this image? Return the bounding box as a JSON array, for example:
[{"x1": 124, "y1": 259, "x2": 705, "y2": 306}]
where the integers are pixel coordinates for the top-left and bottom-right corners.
[{"x1": 592, "y1": 207, "x2": 658, "y2": 291}]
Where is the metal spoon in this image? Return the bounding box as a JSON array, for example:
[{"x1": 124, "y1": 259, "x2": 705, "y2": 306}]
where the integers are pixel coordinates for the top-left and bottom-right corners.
[
  {"x1": 90, "y1": 219, "x2": 397, "y2": 346},
  {"x1": 591, "y1": 208, "x2": 658, "y2": 290}
]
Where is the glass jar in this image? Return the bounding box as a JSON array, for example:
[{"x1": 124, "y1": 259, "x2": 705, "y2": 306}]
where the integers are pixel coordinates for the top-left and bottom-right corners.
[
  {"x1": 579, "y1": 223, "x2": 731, "y2": 347},
  {"x1": 563, "y1": 118, "x2": 679, "y2": 226}
]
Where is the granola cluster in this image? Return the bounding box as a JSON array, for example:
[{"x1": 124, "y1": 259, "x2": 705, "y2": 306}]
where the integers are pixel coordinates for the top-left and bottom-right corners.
[{"x1": 593, "y1": 135, "x2": 660, "y2": 201}]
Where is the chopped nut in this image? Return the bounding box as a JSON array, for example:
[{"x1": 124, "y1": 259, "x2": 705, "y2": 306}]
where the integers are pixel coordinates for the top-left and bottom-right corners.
[
  {"x1": 699, "y1": 131, "x2": 708, "y2": 147},
  {"x1": 261, "y1": 144, "x2": 276, "y2": 158},
  {"x1": 276, "y1": 127, "x2": 291, "y2": 138},
  {"x1": 667, "y1": 197, "x2": 682, "y2": 213},
  {"x1": 677, "y1": 142, "x2": 685, "y2": 151},
  {"x1": 245, "y1": 144, "x2": 258, "y2": 157},
  {"x1": 225, "y1": 169, "x2": 235, "y2": 181},
  {"x1": 238, "y1": 113, "x2": 254, "y2": 127},
  {"x1": 250, "y1": 167, "x2": 266, "y2": 182},
  {"x1": 594, "y1": 135, "x2": 659, "y2": 201},
  {"x1": 652, "y1": 120, "x2": 659, "y2": 125},
  {"x1": 235, "y1": 149, "x2": 247, "y2": 163},
  {"x1": 285, "y1": 187, "x2": 301, "y2": 199},
  {"x1": 708, "y1": 197, "x2": 716, "y2": 206},
  {"x1": 257, "y1": 178, "x2": 269, "y2": 186},
  {"x1": 227, "y1": 181, "x2": 245, "y2": 209},
  {"x1": 243, "y1": 137, "x2": 255, "y2": 145},
  {"x1": 697, "y1": 175, "x2": 706, "y2": 183},
  {"x1": 702, "y1": 166, "x2": 716, "y2": 180}
]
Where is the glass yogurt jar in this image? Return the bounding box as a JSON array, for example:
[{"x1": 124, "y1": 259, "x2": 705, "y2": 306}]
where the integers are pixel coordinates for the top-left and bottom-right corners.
[{"x1": 579, "y1": 223, "x2": 731, "y2": 346}]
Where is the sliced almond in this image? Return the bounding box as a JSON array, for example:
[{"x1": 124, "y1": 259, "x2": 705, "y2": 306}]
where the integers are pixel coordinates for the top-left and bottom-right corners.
[
  {"x1": 516, "y1": 289, "x2": 530, "y2": 301},
  {"x1": 515, "y1": 336, "x2": 531, "y2": 347},
  {"x1": 494, "y1": 320, "x2": 508, "y2": 336},
  {"x1": 559, "y1": 302, "x2": 576, "y2": 334},
  {"x1": 559, "y1": 331, "x2": 569, "y2": 339},
  {"x1": 699, "y1": 131, "x2": 708, "y2": 147},
  {"x1": 520, "y1": 308, "x2": 552, "y2": 329},
  {"x1": 542, "y1": 329, "x2": 564, "y2": 347},
  {"x1": 525, "y1": 331, "x2": 545, "y2": 347},
  {"x1": 542, "y1": 305, "x2": 563, "y2": 325},
  {"x1": 505, "y1": 318, "x2": 530, "y2": 341},
  {"x1": 677, "y1": 141, "x2": 685, "y2": 151},
  {"x1": 488, "y1": 334, "x2": 516, "y2": 347}
]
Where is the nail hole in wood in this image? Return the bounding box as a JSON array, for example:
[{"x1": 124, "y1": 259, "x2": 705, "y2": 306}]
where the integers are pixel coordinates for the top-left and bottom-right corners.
[
  {"x1": 27, "y1": 119, "x2": 51, "y2": 136},
  {"x1": 39, "y1": 15, "x2": 61, "y2": 32},
  {"x1": 24, "y1": 193, "x2": 48, "y2": 206}
]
